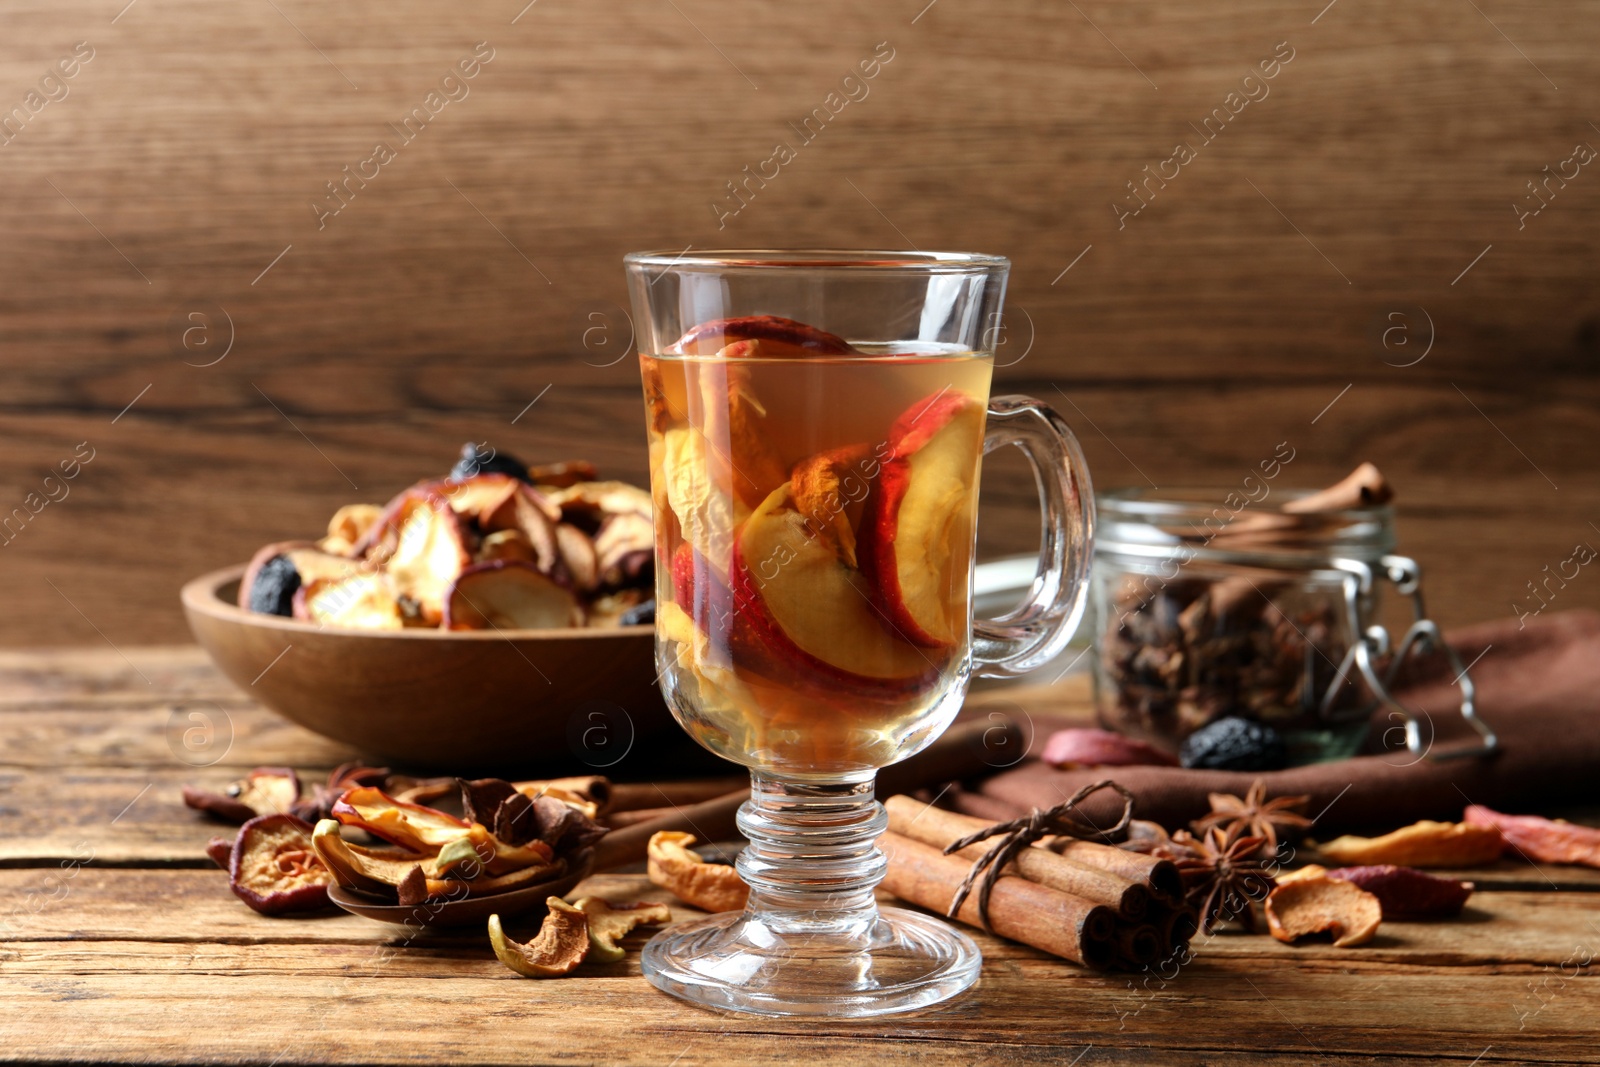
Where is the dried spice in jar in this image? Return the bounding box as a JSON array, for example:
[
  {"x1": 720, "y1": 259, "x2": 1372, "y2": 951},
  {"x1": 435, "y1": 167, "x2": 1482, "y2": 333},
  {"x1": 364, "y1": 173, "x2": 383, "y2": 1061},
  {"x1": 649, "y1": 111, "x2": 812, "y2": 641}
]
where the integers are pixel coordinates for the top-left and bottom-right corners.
[{"x1": 1090, "y1": 471, "x2": 1400, "y2": 764}]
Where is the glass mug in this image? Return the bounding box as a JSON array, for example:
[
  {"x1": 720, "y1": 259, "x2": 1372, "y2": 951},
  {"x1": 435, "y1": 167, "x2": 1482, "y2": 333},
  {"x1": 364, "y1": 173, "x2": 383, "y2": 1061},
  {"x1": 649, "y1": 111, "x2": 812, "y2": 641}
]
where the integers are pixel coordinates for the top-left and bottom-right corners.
[{"x1": 625, "y1": 250, "x2": 1095, "y2": 1017}]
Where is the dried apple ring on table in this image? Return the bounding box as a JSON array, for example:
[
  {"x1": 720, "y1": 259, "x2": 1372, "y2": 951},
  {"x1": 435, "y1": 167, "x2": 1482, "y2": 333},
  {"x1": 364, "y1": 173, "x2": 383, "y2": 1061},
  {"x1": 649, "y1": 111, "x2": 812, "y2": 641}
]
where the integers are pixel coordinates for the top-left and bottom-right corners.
[{"x1": 647, "y1": 831, "x2": 749, "y2": 913}]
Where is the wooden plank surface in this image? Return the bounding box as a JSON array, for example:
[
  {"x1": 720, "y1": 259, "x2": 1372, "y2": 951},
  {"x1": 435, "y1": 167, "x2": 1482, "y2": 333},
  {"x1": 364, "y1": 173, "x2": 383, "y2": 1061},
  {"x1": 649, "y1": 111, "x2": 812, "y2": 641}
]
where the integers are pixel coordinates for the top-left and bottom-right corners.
[
  {"x1": 4, "y1": 648, "x2": 1599, "y2": 1064},
  {"x1": 1, "y1": 0, "x2": 1598, "y2": 645}
]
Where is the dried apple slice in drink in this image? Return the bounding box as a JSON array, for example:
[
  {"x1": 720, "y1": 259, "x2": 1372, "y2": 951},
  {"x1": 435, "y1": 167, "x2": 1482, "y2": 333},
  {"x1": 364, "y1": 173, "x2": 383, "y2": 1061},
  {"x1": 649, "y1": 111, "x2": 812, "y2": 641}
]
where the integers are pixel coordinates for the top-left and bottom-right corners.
[
  {"x1": 732, "y1": 483, "x2": 936, "y2": 694},
  {"x1": 690, "y1": 341, "x2": 788, "y2": 511},
  {"x1": 661, "y1": 426, "x2": 741, "y2": 578},
  {"x1": 789, "y1": 443, "x2": 872, "y2": 568},
  {"x1": 443, "y1": 560, "x2": 584, "y2": 630},
  {"x1": 858, "y1": 391, "x2": 985, "y2": 648},
  {"x1": 669, "y1": 315, "x2": 856, "y2": 357}
]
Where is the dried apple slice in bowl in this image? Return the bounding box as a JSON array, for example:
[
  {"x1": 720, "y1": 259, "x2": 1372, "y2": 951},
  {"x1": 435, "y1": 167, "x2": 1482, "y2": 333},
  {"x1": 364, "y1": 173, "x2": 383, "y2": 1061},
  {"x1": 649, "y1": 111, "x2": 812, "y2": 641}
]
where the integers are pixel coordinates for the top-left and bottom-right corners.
[{"x1": 444, "y1": 561, "x2": 584, "y2": 631}]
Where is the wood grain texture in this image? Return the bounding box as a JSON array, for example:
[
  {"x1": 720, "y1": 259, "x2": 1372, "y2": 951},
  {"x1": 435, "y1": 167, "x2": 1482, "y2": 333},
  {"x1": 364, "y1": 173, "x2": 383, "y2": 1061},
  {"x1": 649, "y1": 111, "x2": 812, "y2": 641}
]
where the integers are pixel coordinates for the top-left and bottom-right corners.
[
  {"x1": 6, "y1": 650, "x2": 1600, "y2": 1064},
  {"x1": 0, "y1": 0, "x2": 1597, "y2": 645}
]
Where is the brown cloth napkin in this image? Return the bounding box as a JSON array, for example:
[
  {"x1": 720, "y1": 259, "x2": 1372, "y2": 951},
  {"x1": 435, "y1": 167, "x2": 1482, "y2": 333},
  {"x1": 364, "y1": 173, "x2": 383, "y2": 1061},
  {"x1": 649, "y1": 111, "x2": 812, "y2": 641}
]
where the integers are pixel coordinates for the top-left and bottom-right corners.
[{"x1": 953, "y1": 610, "x2": 1600, "y2": 835}]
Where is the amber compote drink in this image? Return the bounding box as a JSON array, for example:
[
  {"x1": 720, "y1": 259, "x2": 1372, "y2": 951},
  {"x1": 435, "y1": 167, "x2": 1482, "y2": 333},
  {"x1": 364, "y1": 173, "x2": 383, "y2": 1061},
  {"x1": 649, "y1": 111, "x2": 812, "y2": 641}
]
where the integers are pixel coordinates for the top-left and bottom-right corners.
[{"x1": 626, "y1": 251, "x2": 1095, "y2": 1017}]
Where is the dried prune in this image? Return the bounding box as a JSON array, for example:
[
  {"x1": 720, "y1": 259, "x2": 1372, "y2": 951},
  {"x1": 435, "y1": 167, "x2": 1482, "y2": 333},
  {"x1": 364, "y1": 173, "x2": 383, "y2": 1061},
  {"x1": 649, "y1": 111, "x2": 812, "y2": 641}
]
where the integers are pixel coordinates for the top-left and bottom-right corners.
[
  {"x1": 451, "y1": 442, "x2": 531, "y2": 483},
  {"x1": 1179, "y1": 716, "x2": 1288, "y2": 771},
  {"x1": 619, "y1": 599, "x2": 656, "y2": 626},
  {"x1": 247, "y1": 554, "x2": 302, "y2": 616}
]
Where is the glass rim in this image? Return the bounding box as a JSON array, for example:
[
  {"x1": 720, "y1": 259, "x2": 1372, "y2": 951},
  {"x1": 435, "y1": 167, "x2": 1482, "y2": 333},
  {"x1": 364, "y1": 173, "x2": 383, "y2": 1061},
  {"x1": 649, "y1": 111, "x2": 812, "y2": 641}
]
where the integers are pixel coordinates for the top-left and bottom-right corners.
[{"x1": 623, "y1": 248, "x2": 1009, "y2": 273}]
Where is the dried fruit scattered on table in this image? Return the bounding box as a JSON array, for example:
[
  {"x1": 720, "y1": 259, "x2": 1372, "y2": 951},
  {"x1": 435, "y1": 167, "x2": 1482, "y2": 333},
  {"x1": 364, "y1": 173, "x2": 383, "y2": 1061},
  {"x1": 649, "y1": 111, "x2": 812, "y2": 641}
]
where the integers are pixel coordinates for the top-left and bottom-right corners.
[
  {"x1": 1120, "y1": 819, "x2": 1196, "y2": 859},
  {"x1": 510, "y1": 776, "x2": 613, "y2": 817},
  {"x1": 1192, "y1": 779, "x2": 1312, "y2": 855},
  {"x1": 488, "y1": 900, "x2": 590, "y2": 977},
  {"x1": 647, "y1": 831, "x2": 749, "y2": 913},
  {"x1": 205, "y1": 836, "x2": 233, "y2": 869},
  {"x1": 290, "y1": 763, "x2": 391, "y2": 824},
  {"x1": 183, "y1": 767, "x2": 301, "y2": 824},
  {"x1": 574, "y1": 897, "x2": 673, "y2": 962},
  {"x1": 1265, "y1": 874, "x2": 1382, "y2": 947},
  {"x1": 1325, "y1": 865, "x2": 1473, "y2": 918},
  {"x1": 1178, "y1": 717, "x2": 1289, "y2": 771},
  {"x1": 1041, "y1": 728, "x2": 1179, "y2": 769},
  {"x1": 1171, "y1": 826, "x2": 1276, "y2": 933},
  {"x1": 229, "y1": 814, "x2": 334, "y2": 916},
  {"x1": 331, "y1": 787, "x2": 475, "y2": 851},
  {"x1": 1316, "y1": 820, "x2": 1504, "y2": 869},
  {"x1": 1464, "y1": 805, "x2": 1600, "y2": 868}
]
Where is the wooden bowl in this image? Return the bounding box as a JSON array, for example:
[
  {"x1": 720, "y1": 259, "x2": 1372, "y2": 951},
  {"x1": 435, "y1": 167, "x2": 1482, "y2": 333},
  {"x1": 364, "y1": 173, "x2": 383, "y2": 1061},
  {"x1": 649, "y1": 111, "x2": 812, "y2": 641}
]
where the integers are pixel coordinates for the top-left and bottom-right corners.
[
  {"x1": 181, "y1": 565, "x2": 673, "y2": 771},
  {"x1": 326, "y1": 849, "x2": 595, "y2": 928}
]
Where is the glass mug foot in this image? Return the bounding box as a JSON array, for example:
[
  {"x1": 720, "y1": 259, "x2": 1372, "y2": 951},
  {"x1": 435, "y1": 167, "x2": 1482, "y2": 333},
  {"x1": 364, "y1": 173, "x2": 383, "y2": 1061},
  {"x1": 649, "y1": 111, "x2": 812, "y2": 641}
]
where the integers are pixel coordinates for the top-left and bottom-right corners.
[
  {"x1": 641, "y1": 775, "x2": 980, "y2": 1017},
  {"x1": 641, "y1": 905, "x2": 981, "y2": 1018}
]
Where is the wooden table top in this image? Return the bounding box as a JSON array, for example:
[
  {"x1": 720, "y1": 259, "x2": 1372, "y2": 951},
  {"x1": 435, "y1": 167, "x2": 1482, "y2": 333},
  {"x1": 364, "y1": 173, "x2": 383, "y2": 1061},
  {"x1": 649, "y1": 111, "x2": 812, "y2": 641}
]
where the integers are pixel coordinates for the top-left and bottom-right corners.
[{"x1": 4, "y1": 647, "x2": 1597, "y2": 1066}]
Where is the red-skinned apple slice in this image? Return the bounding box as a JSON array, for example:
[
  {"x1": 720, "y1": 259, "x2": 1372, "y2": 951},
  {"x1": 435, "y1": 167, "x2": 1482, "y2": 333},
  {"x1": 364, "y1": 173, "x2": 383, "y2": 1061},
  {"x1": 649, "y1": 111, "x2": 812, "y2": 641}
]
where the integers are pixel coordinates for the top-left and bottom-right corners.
[
  {"x1": 669, "y1": 315, "x2": 856, "y2": 357},
  {"x1": 732, "y1": 484, "x2": 935, "y2": 693},
  {"x1": 443, "y1": 560, "x2": 584, "y2": 631},
  {"x1": 858, "y1": 391, "x2": 985, "y2": 647}
]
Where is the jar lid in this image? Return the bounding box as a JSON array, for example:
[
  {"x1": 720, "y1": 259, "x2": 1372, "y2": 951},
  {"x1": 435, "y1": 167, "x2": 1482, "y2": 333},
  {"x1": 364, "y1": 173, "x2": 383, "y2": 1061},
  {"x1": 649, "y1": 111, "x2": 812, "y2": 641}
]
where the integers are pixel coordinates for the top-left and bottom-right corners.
[{"x1": 1095, "y1": 487, "x2": 1396, "y2": 564}]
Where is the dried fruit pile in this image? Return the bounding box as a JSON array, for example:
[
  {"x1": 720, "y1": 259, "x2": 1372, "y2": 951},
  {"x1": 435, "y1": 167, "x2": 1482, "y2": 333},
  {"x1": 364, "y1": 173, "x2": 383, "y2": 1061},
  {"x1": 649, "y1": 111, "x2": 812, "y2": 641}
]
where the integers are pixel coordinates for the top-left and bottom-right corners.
[
  {"x1": 240, "y1": 447, "x2": 654, "y2": 630},
  {"x1": 187, "y1": 764, "x2": 606, "y2": 913}
]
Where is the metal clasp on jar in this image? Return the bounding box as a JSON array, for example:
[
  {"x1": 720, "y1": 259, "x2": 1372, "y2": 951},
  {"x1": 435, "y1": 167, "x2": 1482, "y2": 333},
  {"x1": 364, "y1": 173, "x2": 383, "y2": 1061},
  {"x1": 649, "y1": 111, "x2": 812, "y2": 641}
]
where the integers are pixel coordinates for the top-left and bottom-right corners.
[{"x1": 1324, "y1": 554, "x2": 1499, "y2": 761}]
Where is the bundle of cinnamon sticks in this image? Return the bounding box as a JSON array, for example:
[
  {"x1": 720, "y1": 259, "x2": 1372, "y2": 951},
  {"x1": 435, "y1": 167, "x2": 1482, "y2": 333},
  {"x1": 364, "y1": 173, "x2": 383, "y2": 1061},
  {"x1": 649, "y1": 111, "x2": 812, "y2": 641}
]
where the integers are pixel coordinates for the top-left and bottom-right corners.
[{"x1": 881, "y1": 796, "x2": 1196, "y2": 970}]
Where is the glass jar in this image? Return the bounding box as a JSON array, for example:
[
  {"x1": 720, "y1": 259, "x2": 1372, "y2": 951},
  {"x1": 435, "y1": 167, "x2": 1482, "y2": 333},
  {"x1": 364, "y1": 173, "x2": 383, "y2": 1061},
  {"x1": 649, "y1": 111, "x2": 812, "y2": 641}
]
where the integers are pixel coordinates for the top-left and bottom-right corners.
[{"x1": 1091, "y1": 487, "x2": 1400, "y2": 764}]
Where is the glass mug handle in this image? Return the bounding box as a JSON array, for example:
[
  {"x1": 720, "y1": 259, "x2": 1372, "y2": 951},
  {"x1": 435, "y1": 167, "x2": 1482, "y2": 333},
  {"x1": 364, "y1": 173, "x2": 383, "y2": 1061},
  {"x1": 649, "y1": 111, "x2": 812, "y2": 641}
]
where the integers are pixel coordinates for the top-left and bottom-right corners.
[{"x1": 972, "y1": 395, "x2": 1097, "y2": 677}]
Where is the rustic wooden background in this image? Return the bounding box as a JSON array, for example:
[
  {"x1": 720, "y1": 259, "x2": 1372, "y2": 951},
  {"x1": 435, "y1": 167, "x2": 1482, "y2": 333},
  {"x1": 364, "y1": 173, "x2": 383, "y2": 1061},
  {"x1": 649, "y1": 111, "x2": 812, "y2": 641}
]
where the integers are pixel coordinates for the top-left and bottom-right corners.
[{"x1": 1, "y1": 0, "x2": 1596, "y2": 646}]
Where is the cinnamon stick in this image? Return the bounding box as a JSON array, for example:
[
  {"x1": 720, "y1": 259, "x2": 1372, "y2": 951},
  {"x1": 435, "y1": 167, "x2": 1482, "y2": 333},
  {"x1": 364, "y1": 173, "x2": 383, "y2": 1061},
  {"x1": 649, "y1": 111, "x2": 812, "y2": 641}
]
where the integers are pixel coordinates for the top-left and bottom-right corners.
[
  {"x1": 1042, "y1": 836, "x2": 1185, "y2": 905},
  {"x1": 1114, "y1": 924, "x2": 1162, "y2": 967},
  {"x1": 884, "y1": 795, "x2": 1149, "y2": 920},
  {"x1": 1155, "y1": 904, "x2": 1199, "y2": 954},
  {"x1": 510, "y1": 775, "x2": 615, "y2": 814},
  {"x1": 591, "y1": 788, "x2": 746, "y2": 872},
  {"x1": 607, "y1": 777, "x2": 745, "y2": 813},
  {"x1": 1208, "y1": 462, "x2": 1393, "y2": 546},
  {"x1": 590, "y1": 716, "x2": 1026, "y2": 872},
  {"x1": 879, "y1": 830, "x2": 1115, "y2": 968},
  {"x1": 603, "y1": 805, "x2": 678, "y2": 828}
]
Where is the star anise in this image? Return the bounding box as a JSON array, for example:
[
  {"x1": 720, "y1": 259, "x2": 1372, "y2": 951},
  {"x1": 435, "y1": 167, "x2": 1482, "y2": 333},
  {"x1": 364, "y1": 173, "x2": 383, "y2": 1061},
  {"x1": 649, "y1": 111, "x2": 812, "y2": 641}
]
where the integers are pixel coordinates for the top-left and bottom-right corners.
[
  {"x1": 1171, "y1": 825, "x2": 1277, "y2": 933},
  {"x1": 1117, "y1": 819, "x2": 1199, "y2": 861},
  {"x1": 1191, "y1": 779, "x2": 1312, "y2": 856},
  {"x1": 289, "y1": 762, "x2": 391, "y2": 823}
]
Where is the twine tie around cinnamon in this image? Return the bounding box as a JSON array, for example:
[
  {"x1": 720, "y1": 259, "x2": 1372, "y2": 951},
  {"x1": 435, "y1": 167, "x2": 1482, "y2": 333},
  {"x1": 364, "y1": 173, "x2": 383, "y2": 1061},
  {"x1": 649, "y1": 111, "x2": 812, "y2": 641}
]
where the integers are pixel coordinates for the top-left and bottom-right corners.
[{"x1": 941, "y1": 779, "x2": 1135, "y2": 931}]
